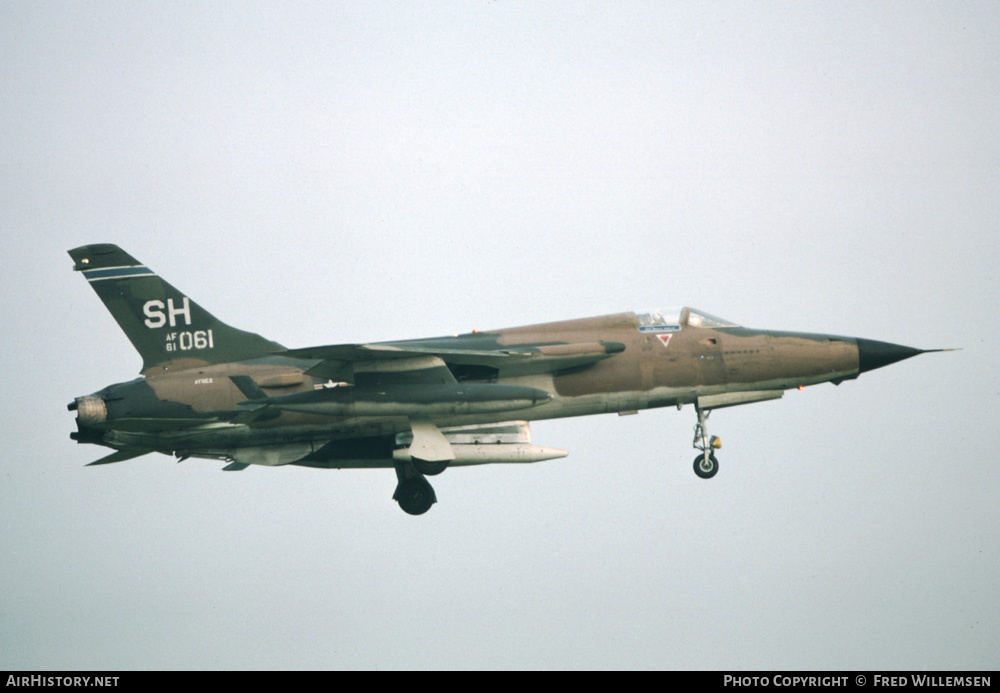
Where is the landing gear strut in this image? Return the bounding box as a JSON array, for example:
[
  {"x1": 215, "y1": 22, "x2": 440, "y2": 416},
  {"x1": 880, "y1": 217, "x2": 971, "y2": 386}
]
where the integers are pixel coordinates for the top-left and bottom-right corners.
[{"x1": 692, "y1": 404, "x2": 721, "y2": 479}]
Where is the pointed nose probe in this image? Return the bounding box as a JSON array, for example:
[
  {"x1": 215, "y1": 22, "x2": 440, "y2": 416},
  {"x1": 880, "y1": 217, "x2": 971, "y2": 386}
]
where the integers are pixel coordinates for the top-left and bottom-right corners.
[{"x1": 855, "y1": 338, "x2": 930, "y2": 374}]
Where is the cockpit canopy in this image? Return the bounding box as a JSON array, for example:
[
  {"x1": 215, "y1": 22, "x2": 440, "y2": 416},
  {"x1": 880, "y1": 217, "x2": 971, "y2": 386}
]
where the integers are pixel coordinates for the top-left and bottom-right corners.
[{"x1": 634, "y1": 307, "x2": 738, "y2": 332}]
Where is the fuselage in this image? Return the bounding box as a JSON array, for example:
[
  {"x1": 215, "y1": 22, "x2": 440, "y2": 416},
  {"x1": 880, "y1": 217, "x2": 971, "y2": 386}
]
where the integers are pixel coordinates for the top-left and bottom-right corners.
[
  {"x1": 67, "y1": 244, "x2": 938, "y2": 514},
  {"x1": 73, "y1": 307, "x2": 895, "y2": 464}
]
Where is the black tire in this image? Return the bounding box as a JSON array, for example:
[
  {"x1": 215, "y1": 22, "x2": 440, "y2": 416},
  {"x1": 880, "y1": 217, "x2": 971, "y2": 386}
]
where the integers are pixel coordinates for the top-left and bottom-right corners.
[
  {"x1": 395, "y1": 478, "x2": 435, "y2": 515},
  {"x1": 411, "y1": 457, "x2": 450, "y2": 476},
  {"x1": 693, "y1": 453, "x2": 719, "y2": 479}
]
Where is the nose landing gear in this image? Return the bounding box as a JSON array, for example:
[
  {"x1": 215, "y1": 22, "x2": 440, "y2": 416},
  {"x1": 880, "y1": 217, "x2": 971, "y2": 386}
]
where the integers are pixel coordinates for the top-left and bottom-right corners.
[{"x1": 692, "y1": 404, "x2": 721, "y2": 479}]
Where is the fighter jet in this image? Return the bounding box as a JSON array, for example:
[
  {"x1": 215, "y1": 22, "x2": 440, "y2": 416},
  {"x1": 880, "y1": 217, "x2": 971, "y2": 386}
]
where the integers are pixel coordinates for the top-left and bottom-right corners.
[{"x1": 67, "y1": 244, "x2": 949, "y2": 515}]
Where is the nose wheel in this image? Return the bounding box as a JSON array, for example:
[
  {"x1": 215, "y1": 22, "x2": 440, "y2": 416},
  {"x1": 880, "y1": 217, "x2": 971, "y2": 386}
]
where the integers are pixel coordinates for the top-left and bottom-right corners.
[
  {"x1": 694, "y1": 452, "x2": 719, "y2": 479},
  {"x1": 692, "y1": 405, "x2": 721, "y2": 479}
]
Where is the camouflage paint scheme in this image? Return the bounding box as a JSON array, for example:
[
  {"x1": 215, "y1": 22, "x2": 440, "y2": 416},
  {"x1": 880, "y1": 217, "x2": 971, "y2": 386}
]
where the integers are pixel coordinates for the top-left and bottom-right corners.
[{"x1": 68, "y1": 244, "x2": 940, "y2": 514}]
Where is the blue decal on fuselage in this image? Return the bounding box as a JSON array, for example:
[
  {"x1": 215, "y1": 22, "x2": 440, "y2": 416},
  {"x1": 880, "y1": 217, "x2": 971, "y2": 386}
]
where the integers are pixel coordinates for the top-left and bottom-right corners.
[{"x1": 638, "y1": 325, "x2": 681, "y2": 333}]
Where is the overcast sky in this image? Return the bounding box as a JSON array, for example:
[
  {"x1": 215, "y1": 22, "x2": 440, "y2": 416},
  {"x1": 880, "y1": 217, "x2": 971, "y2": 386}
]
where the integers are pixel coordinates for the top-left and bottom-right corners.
[{"x1": 2, "y1": 1, "x2": 998, "y2": 670}]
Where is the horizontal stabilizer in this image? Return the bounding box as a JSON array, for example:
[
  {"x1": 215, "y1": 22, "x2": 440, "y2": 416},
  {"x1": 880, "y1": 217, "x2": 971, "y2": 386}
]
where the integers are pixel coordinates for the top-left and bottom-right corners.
[{"x1": 86, "y1": 448, "x2": 154, "y2": 466}]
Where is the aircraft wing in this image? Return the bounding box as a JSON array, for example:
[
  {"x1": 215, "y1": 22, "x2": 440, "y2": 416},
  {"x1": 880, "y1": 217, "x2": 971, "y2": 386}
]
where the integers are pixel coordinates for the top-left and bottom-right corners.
[{"x1": 284, "y1": 341, "x2": 625, "y2": 382}]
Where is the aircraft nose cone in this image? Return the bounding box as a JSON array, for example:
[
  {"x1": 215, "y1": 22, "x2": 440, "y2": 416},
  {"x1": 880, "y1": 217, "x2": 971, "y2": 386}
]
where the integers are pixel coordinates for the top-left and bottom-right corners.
[{"x1": 856, "y1": 338, "x2": 923, "y2": 374}]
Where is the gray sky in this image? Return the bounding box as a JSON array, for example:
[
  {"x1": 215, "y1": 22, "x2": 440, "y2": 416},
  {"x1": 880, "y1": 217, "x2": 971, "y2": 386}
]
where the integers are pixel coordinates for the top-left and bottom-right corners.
[{"x1": 2, "y1": 1, "x2": 998, "y2": 670}]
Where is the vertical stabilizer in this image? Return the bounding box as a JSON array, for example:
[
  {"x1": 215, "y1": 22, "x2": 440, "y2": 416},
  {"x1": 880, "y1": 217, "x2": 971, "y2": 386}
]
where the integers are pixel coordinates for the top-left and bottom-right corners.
[{"x1": 69, "y1": 244, "x2": 284, "y2": 373}]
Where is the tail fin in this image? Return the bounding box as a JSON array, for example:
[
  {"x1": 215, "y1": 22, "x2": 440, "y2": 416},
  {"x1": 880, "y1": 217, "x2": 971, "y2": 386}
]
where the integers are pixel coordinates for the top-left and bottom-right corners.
[{"x1": 69, "y1": 244, "x2": 284, "y2": 373}]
